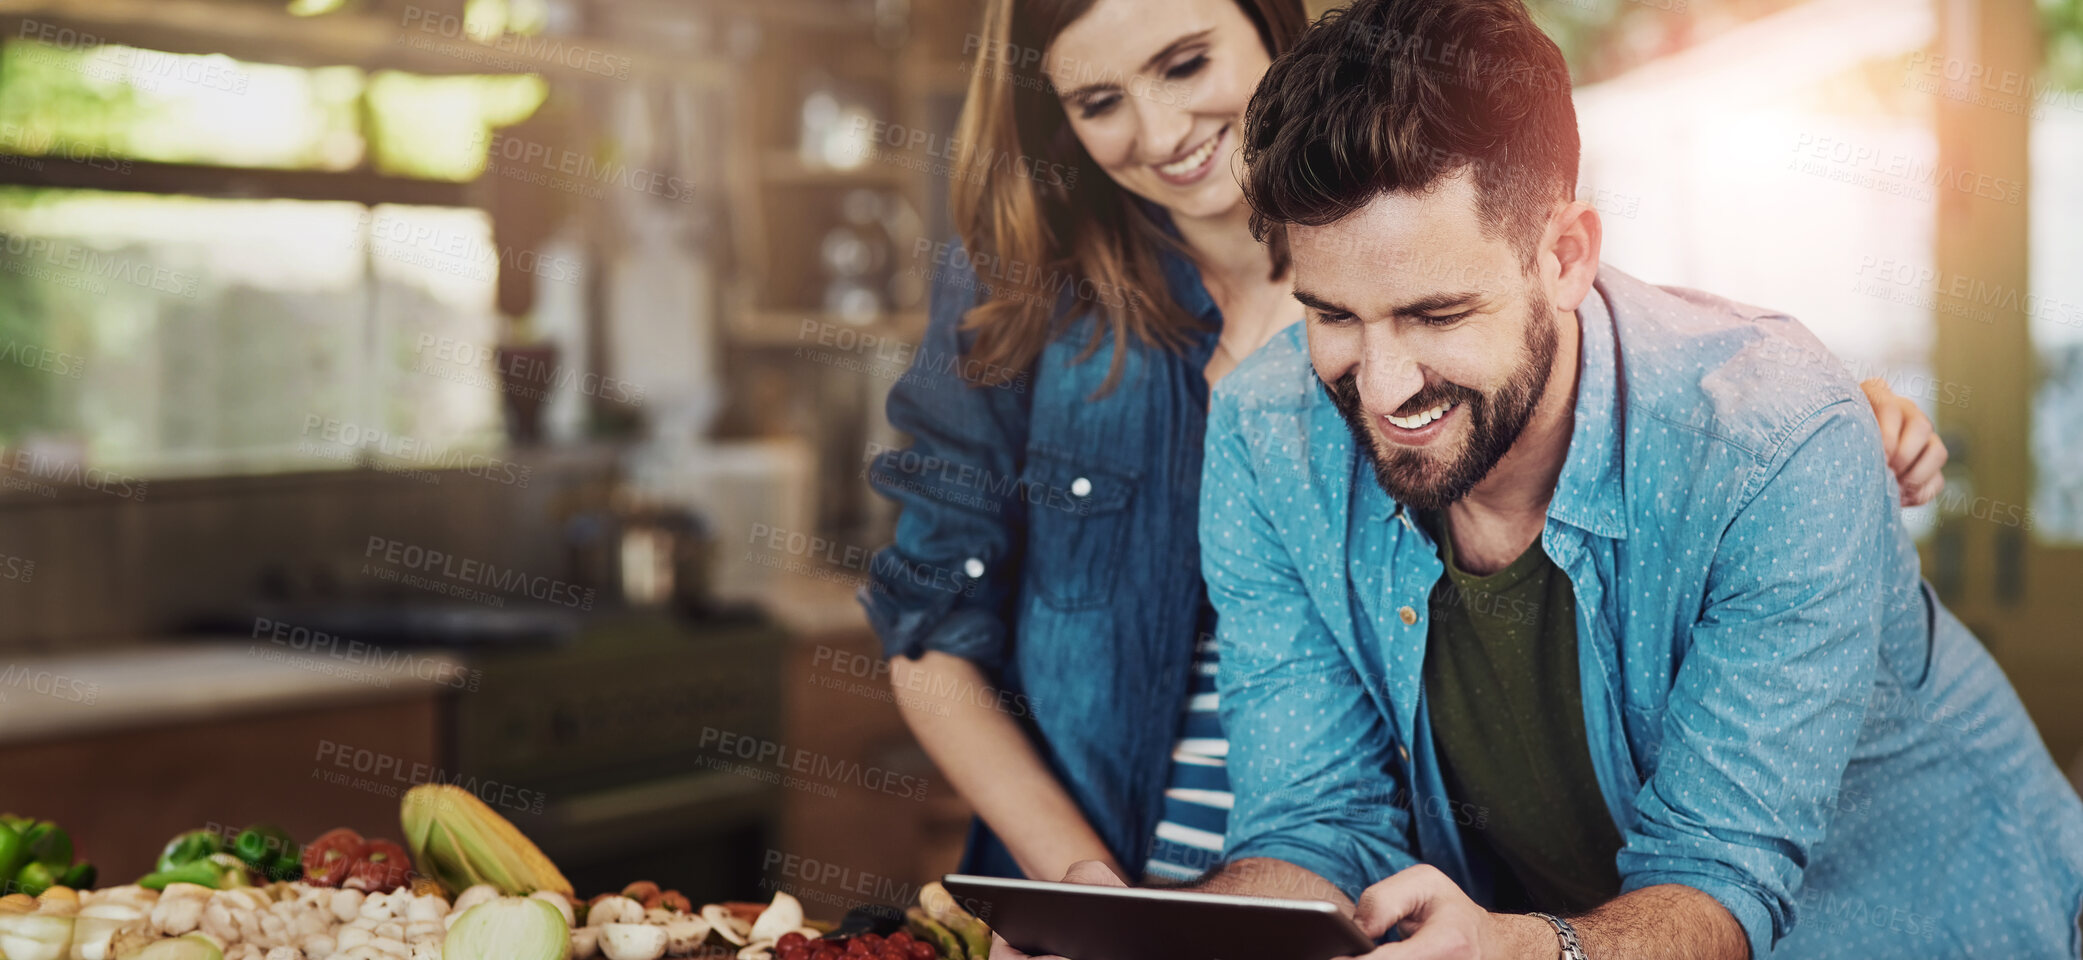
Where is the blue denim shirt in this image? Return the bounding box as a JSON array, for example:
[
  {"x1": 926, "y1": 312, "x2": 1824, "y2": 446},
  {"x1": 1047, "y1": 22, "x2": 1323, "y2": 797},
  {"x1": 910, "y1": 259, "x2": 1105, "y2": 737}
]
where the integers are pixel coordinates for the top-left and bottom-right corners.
[
  {"x1": 1201, "y1": 265, "x2": 2083, "y2": 958},
  {"x1": 860, "y1": 239, "x2": 1223, "y2": 878}
]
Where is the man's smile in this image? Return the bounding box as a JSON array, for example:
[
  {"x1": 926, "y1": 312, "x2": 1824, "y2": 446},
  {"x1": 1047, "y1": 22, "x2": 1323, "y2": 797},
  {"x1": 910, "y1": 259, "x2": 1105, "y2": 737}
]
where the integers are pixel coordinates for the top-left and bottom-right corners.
[{"x1": 1376, "y1": 399, "x2": 1460, "y2": 446}]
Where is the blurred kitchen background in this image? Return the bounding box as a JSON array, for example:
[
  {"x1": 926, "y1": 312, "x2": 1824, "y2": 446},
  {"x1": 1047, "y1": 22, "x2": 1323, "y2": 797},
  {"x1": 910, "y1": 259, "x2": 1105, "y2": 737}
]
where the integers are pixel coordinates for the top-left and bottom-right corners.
[{"x1": 0, "y1": 0, "x2": 2076, "y2": 918}]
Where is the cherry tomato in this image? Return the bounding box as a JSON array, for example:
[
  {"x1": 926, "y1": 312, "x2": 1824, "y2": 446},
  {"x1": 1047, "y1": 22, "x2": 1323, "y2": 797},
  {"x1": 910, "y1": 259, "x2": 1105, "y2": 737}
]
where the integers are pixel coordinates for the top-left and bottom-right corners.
[
  {"x1": 300, "y1": 828, "x2": 363, "y2": 888},
  {"x1": 904, "y1": 941, "x2": 935, "y2": 960}
]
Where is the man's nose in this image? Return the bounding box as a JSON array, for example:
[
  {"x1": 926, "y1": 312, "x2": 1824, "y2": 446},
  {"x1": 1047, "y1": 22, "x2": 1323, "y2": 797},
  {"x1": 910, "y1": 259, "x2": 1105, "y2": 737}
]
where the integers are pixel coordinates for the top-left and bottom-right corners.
[{"x1": 1357, "y1": 333, "x2": 1424, "y2": 415}]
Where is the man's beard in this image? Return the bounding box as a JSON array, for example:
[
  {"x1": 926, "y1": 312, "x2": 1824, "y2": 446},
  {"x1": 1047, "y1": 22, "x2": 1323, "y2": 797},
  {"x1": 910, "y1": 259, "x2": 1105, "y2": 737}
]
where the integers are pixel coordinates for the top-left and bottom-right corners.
[{"x1": 1320, "y1": 296, "x2": 1559, "y2": 511}]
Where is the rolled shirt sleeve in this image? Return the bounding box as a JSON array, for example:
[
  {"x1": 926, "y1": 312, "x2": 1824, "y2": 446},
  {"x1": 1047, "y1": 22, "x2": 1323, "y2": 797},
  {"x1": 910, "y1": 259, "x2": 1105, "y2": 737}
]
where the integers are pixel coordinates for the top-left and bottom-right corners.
[
  {"x1": 1202, "y1": 395, "x2": 1421, "y2": 902},
  {"x1": 1617, "y1": 402, "x2": 1891, "y2": 958},
  {"x1": 858, "y1": 245, "x2": 1033, "y2": 673}
]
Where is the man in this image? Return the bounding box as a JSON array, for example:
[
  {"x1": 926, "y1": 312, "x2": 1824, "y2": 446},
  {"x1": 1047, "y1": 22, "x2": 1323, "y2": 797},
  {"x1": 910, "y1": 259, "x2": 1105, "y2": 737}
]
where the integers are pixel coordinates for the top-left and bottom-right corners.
[{"x1": 1171, "y1": 0, "x2": 2083, "y2": 957}]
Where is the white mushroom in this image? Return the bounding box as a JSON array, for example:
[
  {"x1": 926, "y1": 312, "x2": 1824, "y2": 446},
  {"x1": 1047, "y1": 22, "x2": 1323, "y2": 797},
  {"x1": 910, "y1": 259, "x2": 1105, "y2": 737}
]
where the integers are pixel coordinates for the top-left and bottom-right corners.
[
  {"x1": 402, "y1": 920, "x2": 443, "y2": 942},
  {"x1": 584, "y1": 896, "x2": 644, "y2": 928},
  {"x1": 662, "y1": 916, "x2": 711, "y2": 956},
  {"x1": 735, "y1": 942, "x2": 774, "y2": 960},
  {"x1": 404, "y1": 895, "x2": 448, "y2": 925},
  {"x1": 295, "y1": 904, "x2": 334, "y2": 938},
  {"x1": 598, "y1": 923, "x2": 669, "y2": 960},
  {"x1": 335, "y1": 926, "x2": 372, "y2": 951},
  {"x1": 746, "y1": 893, "x2": 803, "y2": 944},
  {"x1": 569, "y1": 926, "x2": 600, "y2": 959},
  {"x1": 151, "y1": 884, "x2": 212, "y2": 936},
  {"x1": 357, "y1": 892, "x2": 401, "y2": 924},
  {"x1": 259, "y1": 911, "x2": 291, "y2": 945},
  {"x1": 698, "y1": 905, "x2": 750, "y2": 946},
  {"x1": 448, "y1": 885, "x2": 499, "y2": 917},
  {"x1": 329, "y1": 890, "x2": 366, "y2": 925},
  {"x1": 529, "y1": 891, "x2": 575, "y2": 927}
]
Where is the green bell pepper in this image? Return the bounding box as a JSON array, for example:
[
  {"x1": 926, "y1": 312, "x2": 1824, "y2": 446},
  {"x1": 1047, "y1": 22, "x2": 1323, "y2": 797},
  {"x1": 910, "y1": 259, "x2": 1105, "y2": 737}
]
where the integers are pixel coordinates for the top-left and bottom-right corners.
[
  {"x1": 138, "y1": 853, "x2": 248, "y2": 891},
  {"x1": 155, "y1": 830, "x2": 224, "y2": 873},
  {"x1": 20, "y1": 821, "x2": 71, "y2": 870},
  {"x1": 232, "y1": 825, "x2": 299, "y2": 880},
  {"x1": 0, "y1": 821, "x2": 24, "y2": 894},
  {"x1": 59, "y1": 861, "x2": 95, "y2": 889},
  {"x1": 14, "y1": 860, "x2": 56, "y2": 897}
]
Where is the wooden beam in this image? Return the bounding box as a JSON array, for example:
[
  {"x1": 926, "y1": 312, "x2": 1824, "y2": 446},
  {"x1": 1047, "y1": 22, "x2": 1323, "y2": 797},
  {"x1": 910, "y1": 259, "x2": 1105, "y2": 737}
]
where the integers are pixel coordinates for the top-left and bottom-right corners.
[
  {"x1": 0, "y1": 0, "x2": 728, "y2": 86},
  {"x1": 0, "y1": 153, "x2": 476, "y2": 206}
]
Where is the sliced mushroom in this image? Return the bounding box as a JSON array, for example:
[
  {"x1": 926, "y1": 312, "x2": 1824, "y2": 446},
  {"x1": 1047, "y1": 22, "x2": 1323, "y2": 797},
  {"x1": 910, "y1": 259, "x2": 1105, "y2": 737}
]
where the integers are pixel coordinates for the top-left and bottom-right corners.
[
  {"x1": 662, "y1": 916, "x2": 711, "y2": 956},
  {"x1": 698, "y1": 905, "x2": 751, "y2": 946},
  {"x1": 745, "y1": 893, "x2": 802, "y2": 943},
  {"x1": 585, "y1": 896, "x2": 644, "y2": 928},
  {"x1": 598, "y1": 922, "x2": 669, "y2": 960}
]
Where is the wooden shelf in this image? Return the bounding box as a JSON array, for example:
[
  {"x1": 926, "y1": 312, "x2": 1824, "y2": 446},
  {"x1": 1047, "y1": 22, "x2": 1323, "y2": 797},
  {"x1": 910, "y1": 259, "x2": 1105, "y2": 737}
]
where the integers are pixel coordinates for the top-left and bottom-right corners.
[
  {"x1": 757, "y1": 151, "x2": 913, "y2": 187},
  {"x1": 727, "y1": 308, "x2": 927, "y2": 348}
]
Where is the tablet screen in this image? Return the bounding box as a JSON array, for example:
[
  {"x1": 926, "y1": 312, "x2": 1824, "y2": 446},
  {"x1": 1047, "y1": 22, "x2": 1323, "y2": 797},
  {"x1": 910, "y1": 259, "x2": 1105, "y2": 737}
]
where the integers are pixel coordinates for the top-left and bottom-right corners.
[{"x1": 942, "y1": 874, "x2": 1377, "y2": 960}]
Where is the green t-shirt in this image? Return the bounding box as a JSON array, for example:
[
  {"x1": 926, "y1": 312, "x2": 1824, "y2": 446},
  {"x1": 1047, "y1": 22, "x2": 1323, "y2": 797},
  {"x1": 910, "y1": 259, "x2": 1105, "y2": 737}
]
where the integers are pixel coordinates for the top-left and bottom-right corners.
[{"x1": 1417, "y1": 509, "x2": 1623, "y2": 915}]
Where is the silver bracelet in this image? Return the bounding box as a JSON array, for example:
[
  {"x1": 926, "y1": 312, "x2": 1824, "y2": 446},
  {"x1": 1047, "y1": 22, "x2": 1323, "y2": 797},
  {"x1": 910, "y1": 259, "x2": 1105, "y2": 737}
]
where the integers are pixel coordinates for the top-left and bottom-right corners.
[{"x1": 1529, "y1": 912, "x2": 1589, "y2": 960}]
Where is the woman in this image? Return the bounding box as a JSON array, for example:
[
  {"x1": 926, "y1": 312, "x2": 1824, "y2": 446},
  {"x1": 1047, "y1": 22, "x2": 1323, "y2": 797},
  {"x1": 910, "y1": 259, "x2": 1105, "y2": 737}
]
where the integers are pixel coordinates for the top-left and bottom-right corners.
[{"x1": 859, "y1": 0, "x2": 1949, "y2": 888}]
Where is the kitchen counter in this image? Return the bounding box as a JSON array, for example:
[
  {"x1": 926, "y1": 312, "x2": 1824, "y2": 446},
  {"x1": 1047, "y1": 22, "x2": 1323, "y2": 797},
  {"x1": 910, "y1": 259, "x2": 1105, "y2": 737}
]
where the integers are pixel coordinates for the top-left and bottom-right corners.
[{"x1": 0, "y1": 639, "x2": 465, "y2": 746}]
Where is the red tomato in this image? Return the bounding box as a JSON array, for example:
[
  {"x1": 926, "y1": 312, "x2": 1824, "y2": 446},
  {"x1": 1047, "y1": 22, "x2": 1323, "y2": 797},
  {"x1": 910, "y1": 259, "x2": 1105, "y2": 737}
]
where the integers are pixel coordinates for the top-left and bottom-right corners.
[
  {"x1": 345, "y1": 839, "x2": 415, "y2": 893},
  {"x1": 300, "y1": 828, "x2": 363, "y2": 888}
]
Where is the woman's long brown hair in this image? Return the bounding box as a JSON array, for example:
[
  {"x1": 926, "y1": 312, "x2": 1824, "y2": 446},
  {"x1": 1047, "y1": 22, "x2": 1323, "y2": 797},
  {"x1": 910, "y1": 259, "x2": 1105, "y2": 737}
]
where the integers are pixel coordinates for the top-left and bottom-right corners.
[{"x1": 949, "y1": 0, "x2": 1305, "y2": 392}]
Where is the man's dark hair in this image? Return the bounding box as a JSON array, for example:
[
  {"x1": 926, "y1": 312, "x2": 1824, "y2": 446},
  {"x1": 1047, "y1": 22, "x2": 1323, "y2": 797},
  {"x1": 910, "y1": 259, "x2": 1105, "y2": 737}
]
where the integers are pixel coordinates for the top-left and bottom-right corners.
[{"x1": 1241, "y1": 0, "x2": 1578, "y2": 264}]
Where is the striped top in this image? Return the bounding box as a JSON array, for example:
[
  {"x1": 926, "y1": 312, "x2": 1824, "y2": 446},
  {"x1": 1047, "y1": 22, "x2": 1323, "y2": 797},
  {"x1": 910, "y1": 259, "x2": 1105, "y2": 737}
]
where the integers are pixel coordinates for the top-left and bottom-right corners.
[{"x1": 1142, "y1": 624, "x2": 1231, "y2": 883}]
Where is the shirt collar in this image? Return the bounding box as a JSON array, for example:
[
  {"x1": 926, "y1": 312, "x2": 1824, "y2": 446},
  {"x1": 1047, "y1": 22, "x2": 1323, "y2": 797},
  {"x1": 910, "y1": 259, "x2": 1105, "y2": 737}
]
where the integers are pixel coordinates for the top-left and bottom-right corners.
[{"x1": 1547, "y1": 270, "x2": 1629, "y2": 541}]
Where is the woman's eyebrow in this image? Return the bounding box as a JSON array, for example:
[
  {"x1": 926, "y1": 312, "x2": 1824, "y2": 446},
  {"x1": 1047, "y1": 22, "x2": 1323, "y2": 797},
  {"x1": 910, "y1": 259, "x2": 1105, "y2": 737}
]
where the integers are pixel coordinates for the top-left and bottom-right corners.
[{"x1": 1055, "y1": 28, "x2": 1215, "y2": 103}]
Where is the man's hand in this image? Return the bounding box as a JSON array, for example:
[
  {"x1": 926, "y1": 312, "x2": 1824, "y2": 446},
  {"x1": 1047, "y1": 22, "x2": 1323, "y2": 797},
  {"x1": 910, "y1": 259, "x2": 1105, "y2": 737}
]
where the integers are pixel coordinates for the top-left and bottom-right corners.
[
  {"x1": 1860, "y1": 378, "x2": 1947, "y2": 506},
  {"x1": 986, "y1": 860, "x2": 1126, "y2": 960},
  {"x1": 1334, "y1": 865, "x2": 1551, "y2": 960}
]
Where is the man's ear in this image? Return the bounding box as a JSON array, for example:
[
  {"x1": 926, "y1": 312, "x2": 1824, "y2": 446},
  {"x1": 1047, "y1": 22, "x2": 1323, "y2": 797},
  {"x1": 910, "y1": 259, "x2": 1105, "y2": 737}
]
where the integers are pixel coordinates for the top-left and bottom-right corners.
[{"x1": 1543, "y1": 200, "x2": 1602, "y2": 313}]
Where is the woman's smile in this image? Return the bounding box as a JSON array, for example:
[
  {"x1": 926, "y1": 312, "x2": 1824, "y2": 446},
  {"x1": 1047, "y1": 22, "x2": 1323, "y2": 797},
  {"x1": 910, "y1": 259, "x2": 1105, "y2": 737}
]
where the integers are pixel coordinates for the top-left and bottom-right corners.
[{"x1": 1154, "y1": 124, "x2": 1229, "y2": 187}]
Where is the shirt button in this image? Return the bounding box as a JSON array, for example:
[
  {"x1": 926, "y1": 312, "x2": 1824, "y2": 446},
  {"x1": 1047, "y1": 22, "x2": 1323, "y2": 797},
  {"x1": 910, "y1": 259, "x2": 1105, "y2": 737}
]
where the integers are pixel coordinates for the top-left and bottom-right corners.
[
  {"x1": 963, "y1": 557, "x2": 985, "y2": 578},
  {"x1": 1398, "y1": 605, "x2": 1418, "y2": 626},
  {"x1": 1398, "y1": 743, "x2": 1411, "y2": 763},
  {"x1": 1070, "y1": 477, "x2": 1092, "y2": 497}
]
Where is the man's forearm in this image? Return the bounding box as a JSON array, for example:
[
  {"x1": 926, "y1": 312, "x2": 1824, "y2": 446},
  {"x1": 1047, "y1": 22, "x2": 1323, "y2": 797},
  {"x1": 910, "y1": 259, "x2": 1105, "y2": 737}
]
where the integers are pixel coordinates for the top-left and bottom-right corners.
[
  {"x1": 1568, "y1": 884, "x2": 1749, "y2": 960},
  {"x1": 1182, "y1": 858, "x2": 1357, "y2": 912}
]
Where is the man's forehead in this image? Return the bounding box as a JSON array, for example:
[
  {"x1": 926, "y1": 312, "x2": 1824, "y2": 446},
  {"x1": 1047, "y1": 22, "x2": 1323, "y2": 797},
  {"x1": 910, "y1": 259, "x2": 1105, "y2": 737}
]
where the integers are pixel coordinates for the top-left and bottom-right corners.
[
  {"x1": 1284, "y1": 178, "x2": 1520, "y2": 299},
  {"x1": 1286, "y1": 178, "x2": 1482, "y2": 260}
]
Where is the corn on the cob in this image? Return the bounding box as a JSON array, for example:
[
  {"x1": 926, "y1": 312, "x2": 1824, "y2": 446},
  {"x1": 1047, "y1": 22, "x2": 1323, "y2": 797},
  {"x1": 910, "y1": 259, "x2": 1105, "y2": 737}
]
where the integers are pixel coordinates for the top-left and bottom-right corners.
[{"x1": 399, "y1": 785, "x2": 573, "y2": 898}]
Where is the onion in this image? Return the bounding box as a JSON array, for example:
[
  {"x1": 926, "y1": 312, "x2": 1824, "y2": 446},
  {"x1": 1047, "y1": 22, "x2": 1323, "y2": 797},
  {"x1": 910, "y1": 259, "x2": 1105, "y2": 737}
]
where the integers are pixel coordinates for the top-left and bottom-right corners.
[{"x1": 441, "y1": 897, "x2": 572, "y2": 960}]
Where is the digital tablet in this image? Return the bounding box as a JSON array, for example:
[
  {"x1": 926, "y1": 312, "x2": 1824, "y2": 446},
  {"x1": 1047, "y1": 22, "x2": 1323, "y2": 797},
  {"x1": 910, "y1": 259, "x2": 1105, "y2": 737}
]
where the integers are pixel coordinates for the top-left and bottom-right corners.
[{"x1": 941, "y1": 874, "x2": 1376, "y2": 960}]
